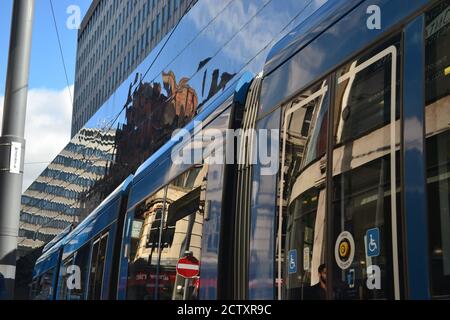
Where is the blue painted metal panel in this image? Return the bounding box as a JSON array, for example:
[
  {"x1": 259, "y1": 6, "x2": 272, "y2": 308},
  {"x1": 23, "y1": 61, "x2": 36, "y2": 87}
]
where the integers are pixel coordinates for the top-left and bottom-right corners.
[
  {"x1": 249, "y1": 109, "x2": 281, "y2": 300},
  {"x1": 403, "y1": 16, "x2": 431, "y2": 300},
  {"x1": 264, "y1": 0, "x2": 363, "y2": 75},
  {"x1": 33, "y1": 249, "x2": 61, "y2": 280},
  {"x1": 101, "y1": 221, "x2": 118, "y2": 299},
  {"x1": 116, "y1": 211, "x2": 134, "y2": 300},
  {"x1": 61, "y1": 198, "x2": 120, "y2": 260},
  {"x1": 234, "y1": 72, "x2": 255, "y2": 106},
  {"x1": 61, "y1": 176, "x2": 133, "y2": 260}
]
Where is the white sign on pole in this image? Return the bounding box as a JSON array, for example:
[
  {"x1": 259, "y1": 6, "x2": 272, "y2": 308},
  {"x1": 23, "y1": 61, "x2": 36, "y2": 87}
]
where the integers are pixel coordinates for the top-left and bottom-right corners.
[{"x1": 9, "y1": 142, "x2": 22, "y2": 174}]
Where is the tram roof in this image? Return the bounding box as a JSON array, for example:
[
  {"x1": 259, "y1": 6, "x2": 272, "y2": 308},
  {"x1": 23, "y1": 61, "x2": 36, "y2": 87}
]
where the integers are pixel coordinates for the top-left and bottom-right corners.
[
  {"x1": 264, "y1": 0, "x2": 364, "y2": 76},
  {"x1": 33, "y1": 175, "x2": 133, "y2": 278}
]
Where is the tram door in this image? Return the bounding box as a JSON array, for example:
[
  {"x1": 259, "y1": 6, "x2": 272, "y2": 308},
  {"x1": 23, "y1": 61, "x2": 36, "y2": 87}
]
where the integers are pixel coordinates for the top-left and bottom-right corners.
[
  {"x1": 330, "y1": 36, "x2": 401, "y2": 300},
  {"x1": 278, "y1": 35, "x2": 402, "y2": 300},
  {"x1": 279, "y1": 79, "x2": 330, "y2": 300}
]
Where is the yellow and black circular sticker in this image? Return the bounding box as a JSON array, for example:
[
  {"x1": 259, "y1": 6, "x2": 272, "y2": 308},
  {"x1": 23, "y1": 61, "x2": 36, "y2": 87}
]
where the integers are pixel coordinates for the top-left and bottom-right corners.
[{"x1": 335, "y1": 231, "x2": 355, "y2": 270}]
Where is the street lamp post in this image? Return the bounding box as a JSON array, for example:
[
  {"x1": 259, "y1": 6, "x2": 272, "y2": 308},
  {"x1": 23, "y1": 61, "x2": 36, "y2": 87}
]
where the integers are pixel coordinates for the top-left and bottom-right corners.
[{"x1": 0, "y1": 0, "x2": 35, "y2": 300}]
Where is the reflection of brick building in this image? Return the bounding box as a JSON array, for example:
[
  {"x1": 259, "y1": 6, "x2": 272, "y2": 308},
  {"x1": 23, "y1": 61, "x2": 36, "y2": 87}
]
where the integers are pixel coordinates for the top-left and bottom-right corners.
[
  {"x1": 85, "y1": 71, "x2": 198, "y2": 204},
  {"x1": 114, "y1": 70, "x2": 198, "y2": 178},
  {"x1": 163, "y1": 71, "x2": 198, "y2": 119}
]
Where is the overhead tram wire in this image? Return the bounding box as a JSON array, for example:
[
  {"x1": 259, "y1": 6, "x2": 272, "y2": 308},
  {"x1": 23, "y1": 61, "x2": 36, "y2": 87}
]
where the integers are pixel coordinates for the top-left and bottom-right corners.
[
  {"x1": 49, "y1": 0, "x2": 73, "y2": 104},
  {"x1": 18, "y1": 0, "x2": 201, "y2": 244},
  {"x1": 21, "y1": 0, "x2": 314, "y2": 245}
]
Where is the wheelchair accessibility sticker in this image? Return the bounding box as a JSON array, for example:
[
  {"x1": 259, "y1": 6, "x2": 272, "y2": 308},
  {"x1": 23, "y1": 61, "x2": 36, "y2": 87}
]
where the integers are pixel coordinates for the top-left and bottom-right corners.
[
  {"x1": 366, "y1": 228, "x2": 380, "y2": 257},
  {"x1": 288, "y1": 249, "x2": 297, "y2": 274}
]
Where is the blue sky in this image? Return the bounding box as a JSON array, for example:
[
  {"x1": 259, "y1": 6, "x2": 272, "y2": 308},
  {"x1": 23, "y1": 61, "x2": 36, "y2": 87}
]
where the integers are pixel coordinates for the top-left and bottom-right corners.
[
  {"x1": 0, "y1": 0, "x2": 91, "y2": 95},
  {"x1": 0, "y1": 0, "x2": 92, "y2": 191}
]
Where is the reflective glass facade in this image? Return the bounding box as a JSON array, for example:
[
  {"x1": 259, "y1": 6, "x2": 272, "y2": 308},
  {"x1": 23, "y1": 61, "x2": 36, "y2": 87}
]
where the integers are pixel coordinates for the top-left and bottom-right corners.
[{"x1": 72, "y1": 0, "x2": 197, "y2": 136}]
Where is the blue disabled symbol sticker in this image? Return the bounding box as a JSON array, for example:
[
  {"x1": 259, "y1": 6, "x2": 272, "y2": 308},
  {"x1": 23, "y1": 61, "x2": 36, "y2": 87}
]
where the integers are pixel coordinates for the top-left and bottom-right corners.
[
  {"x1": 366, "y1": 228, "x2": 380, "y2": 257},
  {"x1": 288, "y1": 249, "x2": 297, "y2": 274}
]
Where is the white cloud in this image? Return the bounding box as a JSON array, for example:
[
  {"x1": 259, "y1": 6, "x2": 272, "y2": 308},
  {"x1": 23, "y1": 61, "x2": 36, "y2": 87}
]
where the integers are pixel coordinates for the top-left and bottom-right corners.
[{"x1": 0, "y1": 86, "x2": 73, "y2": 192}]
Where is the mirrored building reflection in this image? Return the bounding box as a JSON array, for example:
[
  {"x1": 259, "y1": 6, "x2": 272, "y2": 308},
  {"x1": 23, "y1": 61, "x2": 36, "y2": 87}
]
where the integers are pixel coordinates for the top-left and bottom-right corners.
[{"x1": 19, "y1": 128, "x2": 116, "y2": 255}]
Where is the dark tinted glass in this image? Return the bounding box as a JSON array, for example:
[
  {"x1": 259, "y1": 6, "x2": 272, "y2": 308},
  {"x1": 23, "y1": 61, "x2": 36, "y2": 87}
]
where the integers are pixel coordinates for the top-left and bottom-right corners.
[{"x1": 425, "y1": 0, "x2": 450, "y2": 298}]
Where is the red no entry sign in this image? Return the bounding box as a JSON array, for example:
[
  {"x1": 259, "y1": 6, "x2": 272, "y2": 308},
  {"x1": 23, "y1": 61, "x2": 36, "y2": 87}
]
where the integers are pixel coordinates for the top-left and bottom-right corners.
[{"x1": 176, "y1": 255, "x2": 200, "y2": 279}]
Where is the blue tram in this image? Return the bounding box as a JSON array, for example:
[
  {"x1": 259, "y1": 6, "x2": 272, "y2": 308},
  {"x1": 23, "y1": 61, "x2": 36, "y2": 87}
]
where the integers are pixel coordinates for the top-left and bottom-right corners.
[{"x1": 32, "y1": 0, "x2": 450, "y2": 300}]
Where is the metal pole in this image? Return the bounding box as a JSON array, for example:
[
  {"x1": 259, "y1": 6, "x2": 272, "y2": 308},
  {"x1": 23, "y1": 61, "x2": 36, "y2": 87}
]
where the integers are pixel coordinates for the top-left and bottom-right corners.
[{"x1": 0, "y1": 0, "x2": 34, "y2": 300}]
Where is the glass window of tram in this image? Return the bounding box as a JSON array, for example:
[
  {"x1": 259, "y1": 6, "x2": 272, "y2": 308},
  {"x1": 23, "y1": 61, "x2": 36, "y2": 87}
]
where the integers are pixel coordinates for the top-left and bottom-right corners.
[
  {"x1": 32, "y1": 269, "x2": 55, "y2": 300},
  {"x1": 331, "y1": 36, "x2": 401, "y2": 300},
  {"x1": 425, "y1": 0, "x2": 450, "y2": 298},
  {"x1": 58, "y1": 244, "x2": 91, "y2": 300},
  {"x1": 279, "y1": 80, "x2": 329, "y2": 300},
  {"x1": 126, "y1": 188, "x2": 166, "y2": 300},
  {"x1": 159, "y1": 165, "x2": 207, "y2": 300},
  {"x1": 59, "y1": 257, "x2": 74, "y2": 300},
  {"x1": 125, "y1": 165, "x2": 207, "y2": 300},
  {"x1": 87, "y1": 232, "x2": 109, "y2": 299}
]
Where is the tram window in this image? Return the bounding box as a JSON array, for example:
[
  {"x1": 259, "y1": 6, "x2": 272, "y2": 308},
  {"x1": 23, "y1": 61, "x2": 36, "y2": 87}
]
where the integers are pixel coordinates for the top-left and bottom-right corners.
[
  {"x1": 147, "y1": 208, "x2": 163, "y2": 248},
  {"x1": 334, "y1": 36, "x2": 401, "y2": 145},
  {"x1": 331, "y1": 37, "x2": 402, "y2": 300},
  {"x1": 125, "y1": 165, "x2": 207, "y2": 301},
  {"x1": 32, "y1": 269, "x2": 55, "y2": 300},
  {"x1": 87, "y1": 232, "x2": 109, "y2": 299},
  {"x1": 159, "y1": 166, "x2": 207, "y2": 301},
  {"x1": 425, "y1": 0, "x2": 450, "y2": 298},
  {"x1": 58, "y1": 256, "x2": 74, "y2": 300},
  {"x1": 285, "y1": 188, "x2": 326, "y2": 300},
  {"x1": 279, "y1": 80, "x2": 329, "y2": 300},
  {"x1": 126, "y1": 187, "x2": 166, "y2": 300},
  {"x1": 58, "y1": 244, "x2": 91, "y2": 300},
  {"x1": 425, "y1": 0, "x2": 450, "y2": 105},
  {"x1": 72, "y1": 244, "x2": 91, "y2": 299},
  {"x1": 331, "y1": 155, "x2": 400, "y2": 300}
]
